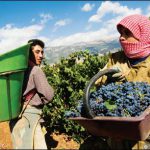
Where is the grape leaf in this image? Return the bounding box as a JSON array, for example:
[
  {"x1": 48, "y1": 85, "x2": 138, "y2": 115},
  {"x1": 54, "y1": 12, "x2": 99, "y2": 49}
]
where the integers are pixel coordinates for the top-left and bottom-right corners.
[{"x1": 104, "y1": 101, "x2": 117, "y2": 110}]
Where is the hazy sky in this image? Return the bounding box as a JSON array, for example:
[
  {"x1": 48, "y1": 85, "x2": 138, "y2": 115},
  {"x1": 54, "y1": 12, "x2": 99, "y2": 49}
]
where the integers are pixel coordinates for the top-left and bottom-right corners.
[{"x1": 0, "y1": 1, "x2": 150, "y2": 53}]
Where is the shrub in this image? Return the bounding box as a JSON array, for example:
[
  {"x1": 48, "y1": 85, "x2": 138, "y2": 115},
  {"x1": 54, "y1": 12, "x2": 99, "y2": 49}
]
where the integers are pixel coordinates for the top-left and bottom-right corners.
[{"x1": 42, "y1": 50, "x2": 109, "y2": 142}]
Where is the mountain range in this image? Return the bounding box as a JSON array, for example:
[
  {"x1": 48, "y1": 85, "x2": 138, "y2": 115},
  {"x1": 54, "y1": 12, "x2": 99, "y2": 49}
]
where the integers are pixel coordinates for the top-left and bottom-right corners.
[{"x1": 44, "y1": 40, "x2": 121, "y2": 64}]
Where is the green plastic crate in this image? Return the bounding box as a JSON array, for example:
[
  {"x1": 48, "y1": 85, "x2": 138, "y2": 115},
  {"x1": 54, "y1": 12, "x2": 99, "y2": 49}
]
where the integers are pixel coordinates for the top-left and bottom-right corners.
[
  {"x1": 0, "y1": 44, "x2": 30, "y2": 122},
  {"x1": 0, "y1": 44, "x2": 30, "y2": 74}
]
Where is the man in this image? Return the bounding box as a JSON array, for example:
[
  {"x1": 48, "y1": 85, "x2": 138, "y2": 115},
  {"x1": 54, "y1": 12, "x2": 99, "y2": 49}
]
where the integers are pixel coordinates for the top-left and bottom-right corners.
[{"x1": 10, "y1": 39, "x2": 54, "y2": 149}]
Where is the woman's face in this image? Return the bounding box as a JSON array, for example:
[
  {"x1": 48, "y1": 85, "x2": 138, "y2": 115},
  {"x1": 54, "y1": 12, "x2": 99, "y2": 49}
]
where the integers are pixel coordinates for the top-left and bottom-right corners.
[
  {"x1": 31, "y1": 45, "x2": 44, "y2": 65},
  {"x1": 118, "y1": 26, "x2": 139, "y2": 43}
]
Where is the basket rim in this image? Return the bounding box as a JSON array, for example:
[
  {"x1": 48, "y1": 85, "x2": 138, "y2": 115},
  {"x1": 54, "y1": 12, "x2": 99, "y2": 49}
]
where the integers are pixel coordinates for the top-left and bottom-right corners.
[{"x1": 69, "y1": 106, "x2": 150, "y2": 122}]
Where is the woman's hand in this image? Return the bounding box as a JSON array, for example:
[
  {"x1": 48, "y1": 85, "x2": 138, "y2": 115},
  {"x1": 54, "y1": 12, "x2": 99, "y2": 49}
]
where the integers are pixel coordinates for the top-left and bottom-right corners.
[{"x1": 108, "y1": 66, "x2": 130, "y2": 82}]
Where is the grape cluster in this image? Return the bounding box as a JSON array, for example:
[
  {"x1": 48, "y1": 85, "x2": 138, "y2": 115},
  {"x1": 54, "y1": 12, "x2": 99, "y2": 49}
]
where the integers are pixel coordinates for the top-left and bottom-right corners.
[
  {"x1": 65, "y1": 82, "x2": 150, "y2": 118},
  {"x1": 64, "y1": 110, "x2": 80, "y2": 118},
  {"x1": 89, "y1": 82, "x2": 150, "y2": 117}
]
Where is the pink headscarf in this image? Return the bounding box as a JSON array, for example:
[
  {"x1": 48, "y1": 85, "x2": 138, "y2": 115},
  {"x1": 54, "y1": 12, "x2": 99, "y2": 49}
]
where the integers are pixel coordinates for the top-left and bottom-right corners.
[{"x1": 117, "y1": 14, "x2": 150, "y2": 58}]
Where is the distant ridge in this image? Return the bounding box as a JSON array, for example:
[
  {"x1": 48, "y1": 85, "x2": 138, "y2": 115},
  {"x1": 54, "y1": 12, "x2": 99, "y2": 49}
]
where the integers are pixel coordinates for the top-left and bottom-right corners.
[{"x1": 45, "y1": 40, "x2": 120, "y2": 64}]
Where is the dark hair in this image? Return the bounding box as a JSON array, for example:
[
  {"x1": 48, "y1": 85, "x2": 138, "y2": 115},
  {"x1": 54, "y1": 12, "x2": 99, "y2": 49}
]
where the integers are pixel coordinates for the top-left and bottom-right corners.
[
  {"x1": 28, "y1": 39, "x2": 45, "y2": 63},
  {"x1": 28, "y1": 39, "x2": 45, "y2": 49}
]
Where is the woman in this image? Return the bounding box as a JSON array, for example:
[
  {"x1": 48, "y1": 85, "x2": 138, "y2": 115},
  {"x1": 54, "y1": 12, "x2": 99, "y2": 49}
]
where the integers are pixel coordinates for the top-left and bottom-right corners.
[
  {"x1": 96, "y1": 14, "x2": 150, "y2": 149},
  {"x1": 96, "y1": 14, "x2": 150, "y2": 85},
  {"x1": 10, "y1": 39, "x2": 54, "y2": 149}
]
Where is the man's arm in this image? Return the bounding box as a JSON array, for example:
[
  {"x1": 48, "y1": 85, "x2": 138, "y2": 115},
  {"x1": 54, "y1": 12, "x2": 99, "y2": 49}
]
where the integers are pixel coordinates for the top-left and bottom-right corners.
[{"x1": 34, "y1": 67, "x2": 54, "y2": 104}]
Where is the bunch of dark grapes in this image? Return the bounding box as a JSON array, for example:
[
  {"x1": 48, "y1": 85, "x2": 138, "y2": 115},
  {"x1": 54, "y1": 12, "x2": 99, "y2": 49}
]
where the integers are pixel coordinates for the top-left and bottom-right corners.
[
  {"x1": 64, "y1": 100, "x2": 87, "y2": 118},
  {"x1": 64, "y1": 82, "x2": 150, "y2": 118},
  {"x1": 89, "y1": 82, "x2": 150, "y2": 117},
  {"x1": 64, "y1": 110, "x2": 80, "y2": 118}
]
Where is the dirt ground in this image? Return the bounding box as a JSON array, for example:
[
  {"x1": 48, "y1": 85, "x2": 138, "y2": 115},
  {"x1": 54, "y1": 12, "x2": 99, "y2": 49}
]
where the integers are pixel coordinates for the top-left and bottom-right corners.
[
  {"x1": 0, "y1": 122, "x2": 13, "y2": 149},
  {"x1": 46, "y1": 132, "x2": 80, "y2": 149},
  {"x1": 46, "y1": 132, "x2": 108, "y2": 150}
]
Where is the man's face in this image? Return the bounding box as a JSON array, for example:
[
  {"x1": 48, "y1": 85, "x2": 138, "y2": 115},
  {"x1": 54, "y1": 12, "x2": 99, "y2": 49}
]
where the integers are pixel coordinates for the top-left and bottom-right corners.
[{"x1": 31, "y1": 45, "x2": 44, "y2": 65}]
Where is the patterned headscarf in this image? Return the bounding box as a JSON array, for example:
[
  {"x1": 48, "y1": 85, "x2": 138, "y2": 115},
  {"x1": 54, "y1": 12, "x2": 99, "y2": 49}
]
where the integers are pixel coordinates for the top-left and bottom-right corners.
[{"x1": 117, "y1": 14, "x2": 150, "y2": 58}]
